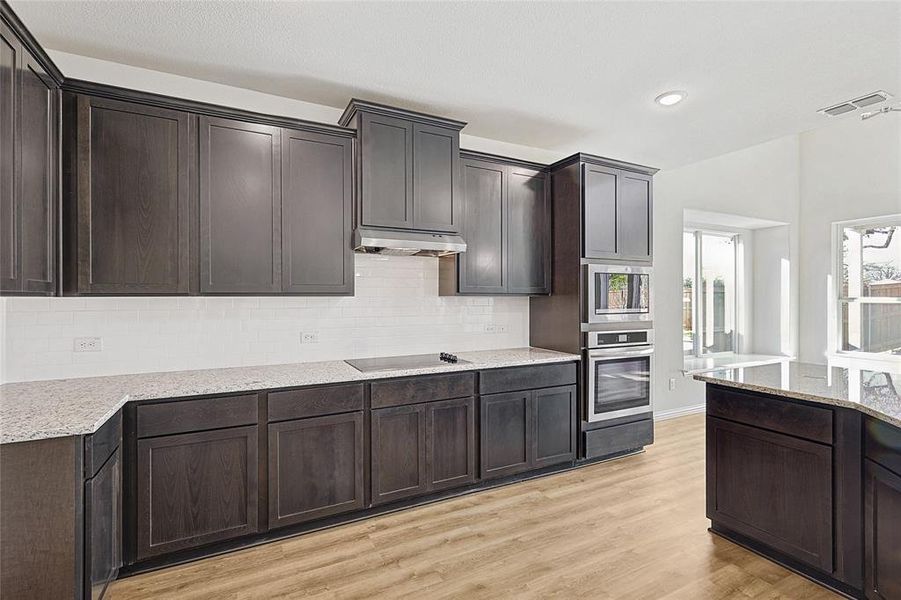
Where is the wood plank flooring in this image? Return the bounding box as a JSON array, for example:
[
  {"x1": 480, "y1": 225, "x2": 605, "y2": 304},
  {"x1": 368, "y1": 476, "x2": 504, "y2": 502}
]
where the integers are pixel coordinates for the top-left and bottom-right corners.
[{"x1": 108, "y1": 414, "x2": 839, "y2": 599}]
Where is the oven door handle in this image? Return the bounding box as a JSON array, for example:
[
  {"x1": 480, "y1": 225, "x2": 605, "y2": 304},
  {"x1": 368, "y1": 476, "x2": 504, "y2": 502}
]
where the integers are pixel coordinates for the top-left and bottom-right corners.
[{"x1": 588, "y1": 346, "x2": 655, "y2": 359}]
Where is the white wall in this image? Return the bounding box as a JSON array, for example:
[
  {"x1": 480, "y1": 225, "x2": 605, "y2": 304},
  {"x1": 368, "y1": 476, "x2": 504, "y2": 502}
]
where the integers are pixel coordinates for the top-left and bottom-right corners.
[
  {"x1": 752, "y1": 226, "x2": 793, "y2": 356},
  {"x1": 652, "y1": 136, "x2": 802, "y2": 416},
  {"x1": 797, "y1": 116, "x2": 901, "y2": 363},
  {"x1": 49, "y1": 51, "x2": 561, "y2": 164},
  {"x1": 1, "y1": 255, "x2": 528, "y2": 383}
]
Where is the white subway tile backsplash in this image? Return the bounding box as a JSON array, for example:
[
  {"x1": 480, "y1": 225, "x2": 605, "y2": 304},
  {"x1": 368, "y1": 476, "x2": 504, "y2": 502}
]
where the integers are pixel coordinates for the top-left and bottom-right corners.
[{"x1": 1, "y1": 255, "x2": 530, "y2": 383}]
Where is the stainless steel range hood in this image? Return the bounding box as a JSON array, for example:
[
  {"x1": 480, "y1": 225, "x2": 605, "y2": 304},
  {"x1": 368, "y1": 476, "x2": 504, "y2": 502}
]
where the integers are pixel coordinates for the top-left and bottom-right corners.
[{"x1": 353, "y1": 228, "x2": 466, "y2": 257}]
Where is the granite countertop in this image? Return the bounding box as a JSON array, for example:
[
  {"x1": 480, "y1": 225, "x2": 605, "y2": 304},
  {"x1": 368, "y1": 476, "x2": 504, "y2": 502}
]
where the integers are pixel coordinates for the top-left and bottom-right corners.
[
  {"x1": 694, "y1": 360, "x2": 901, "y2": 429},
  {"x1": 0, "y1": 347, "x2": 579, "y2": 444}
]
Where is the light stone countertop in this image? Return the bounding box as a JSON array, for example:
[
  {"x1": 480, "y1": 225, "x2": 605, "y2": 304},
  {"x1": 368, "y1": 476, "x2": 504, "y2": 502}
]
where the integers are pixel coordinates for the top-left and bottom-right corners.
[
  {"x1": 693, "y1": 360, "x2": 901, "y2": 429},
  {"x1": 0, "y1": 347, "x2": 580, "y2": 444}
]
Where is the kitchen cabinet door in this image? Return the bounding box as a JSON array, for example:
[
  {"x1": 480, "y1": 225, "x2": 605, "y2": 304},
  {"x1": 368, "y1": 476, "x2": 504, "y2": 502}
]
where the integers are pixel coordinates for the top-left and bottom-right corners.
[
  {"x1": 71, "y1": 95, "x2": 193, "y2": 294},
  {"x1": 268, "y1": 412, "x2": 364, "y2": 529},
  {"x1": 480, "y1": 391, "x2": 532, "y2": 480},
  {"x1": 85, "y1": 448, "x2": 120, "y2": 600},
  {"x1": 507, "y1": 166, "x2": 550, "y2": 294},
  {"x1": 616, "y1": 172, "x2": 652, "y2": 262},
  {"x1": 532, "y1": 385, "x2": 576, "y2": 468},
  {"x1": 359, "y1": 112, "x2": 413, "y2": 230},
  {"x1": 427, "y1": 397, "x2": 476, "y2": 492},
  {"x1": 1, "y1": 21, "x2": 58, "y2": 296},
  {"x1": 413, "y1": 122, "x2": 460, "y2": 233},
  {"x1": 199, "y1": 116, "x2": 280, "y2": 293},
  {"x1": 864, "y1": 460, "x2": 901, "y2": 600},
  {"x1": 706, "y1": 416, "x2": 833, "y2": 573},
  {"x1": 18, "y1": 53, "x2": 56, "y2": 294},
  {"x1": 457, "y1": 158, "x2": 505, "y2": 294},
  {"x1": 0, "y1": 21, "x2": 20, "y2": 293},
  {"x1": 281, "y1": 128, "x2": 353, "y2": 295},
  {"x1": 371, "y1": 403, "x2": 428, "y2": 505},
  {"x1": 582, "y1": 163, "x2": 618, "y2": 260},
  {"x1": 136, "y1": 426, "x2": 259, "y2": 559}
]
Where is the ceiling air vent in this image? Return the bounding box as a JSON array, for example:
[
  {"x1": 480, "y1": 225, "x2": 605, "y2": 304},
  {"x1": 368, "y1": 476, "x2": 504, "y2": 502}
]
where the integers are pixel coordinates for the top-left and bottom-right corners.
[
  {"x1": 819, "y1": 90, "x2": 893, "y2": 117},
  {"x1": 851, "y1": 91, "x2": 891, "y2": 108},
  {"x1": 820, "y1": 103, "x2": 857, "y2": 116}
]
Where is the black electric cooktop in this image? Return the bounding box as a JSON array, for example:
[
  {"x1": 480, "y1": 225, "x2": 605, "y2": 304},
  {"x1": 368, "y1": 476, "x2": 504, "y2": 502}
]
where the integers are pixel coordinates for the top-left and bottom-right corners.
[{"x1": 345, "y1": 353, "x2": 469, "y2": 373}]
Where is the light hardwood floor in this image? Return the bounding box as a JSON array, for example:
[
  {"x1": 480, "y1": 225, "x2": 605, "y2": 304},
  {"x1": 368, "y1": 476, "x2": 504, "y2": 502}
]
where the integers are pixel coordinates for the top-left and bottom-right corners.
[{"x1": 108, "y1": 414, "x2": 839, "y2": 599}]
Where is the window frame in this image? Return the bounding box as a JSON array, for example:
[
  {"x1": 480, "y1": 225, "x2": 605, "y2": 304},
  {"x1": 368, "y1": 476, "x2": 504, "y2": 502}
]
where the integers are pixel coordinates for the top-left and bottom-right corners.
[
  {"x1": 830, "y1": 214, "x2": 901, "y2": 361},
  {"x1": 683, "y1": 228, "x2": 741, "y2": 358}
]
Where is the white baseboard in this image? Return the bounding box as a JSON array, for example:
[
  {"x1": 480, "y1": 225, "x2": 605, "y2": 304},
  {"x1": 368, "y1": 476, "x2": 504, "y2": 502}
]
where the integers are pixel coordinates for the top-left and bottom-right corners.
[{"x1": 654, "y1": 403, "x2": 706, "y2": 421}]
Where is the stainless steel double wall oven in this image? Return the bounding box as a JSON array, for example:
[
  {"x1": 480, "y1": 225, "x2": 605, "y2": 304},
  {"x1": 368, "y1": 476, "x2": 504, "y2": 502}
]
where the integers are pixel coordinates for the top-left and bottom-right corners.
[{"x1": 583, "y1": 263, "x2": 654, "y2": 422}]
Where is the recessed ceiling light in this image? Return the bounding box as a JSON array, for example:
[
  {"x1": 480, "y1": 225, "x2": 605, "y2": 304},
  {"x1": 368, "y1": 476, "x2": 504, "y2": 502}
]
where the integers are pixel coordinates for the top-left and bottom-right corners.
[{"x1": 655, "y1": 91, "x2": 687, "y2": 106}]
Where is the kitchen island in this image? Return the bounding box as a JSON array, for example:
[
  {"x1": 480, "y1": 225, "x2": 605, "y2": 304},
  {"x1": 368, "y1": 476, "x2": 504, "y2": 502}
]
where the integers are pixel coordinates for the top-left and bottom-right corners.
[{"x1": 695, "y1": 361, "x2": 901, "y2": 600}]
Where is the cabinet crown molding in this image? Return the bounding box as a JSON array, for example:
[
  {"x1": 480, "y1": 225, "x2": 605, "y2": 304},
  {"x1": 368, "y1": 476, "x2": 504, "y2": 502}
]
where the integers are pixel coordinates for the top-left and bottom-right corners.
[
  {"x1": 61, "y1": 79, "x2": 357, "y2": 138},
  {"x1": 459, "y1": 149, "x2": 549, "y2": 172},
  {"x1": 0, "y1": 1, "x2": 64, "y2": 84},
  {"x1": 339, "y1": 98, "x2": 467, "y2": 130},
  {"x1": 550, "y1": 152, "x2": 659, "y2": 176}
]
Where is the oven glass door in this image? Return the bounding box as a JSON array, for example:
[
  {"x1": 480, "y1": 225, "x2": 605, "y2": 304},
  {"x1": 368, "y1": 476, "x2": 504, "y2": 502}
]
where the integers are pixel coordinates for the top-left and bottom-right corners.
[
  {"x1": 588, "y1": 353, "x2": 652, "y2": 421},
  {"x1": 593, "y1": 271, "x2": 650, "y2": 316}
]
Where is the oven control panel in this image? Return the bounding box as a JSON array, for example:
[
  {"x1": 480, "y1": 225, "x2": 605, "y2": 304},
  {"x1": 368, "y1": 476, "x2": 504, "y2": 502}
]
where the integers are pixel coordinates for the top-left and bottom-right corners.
[{"x1": 590, "y1": 329, "x2": 654, "y2": 349}]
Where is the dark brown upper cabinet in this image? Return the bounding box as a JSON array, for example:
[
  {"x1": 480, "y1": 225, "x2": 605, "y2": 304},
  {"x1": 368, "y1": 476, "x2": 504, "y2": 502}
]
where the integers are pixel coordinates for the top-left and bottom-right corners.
[
  {"x1": 439, "y1": 151, "x2": 550, "y2": 296},
  {"x1": 281, "y1": 128, "x2": 354, "y2": 295},
  {"x1": 1, "y1": 18, "x2": 58, "y2": 296},
  {"x1": 64, "y1": 94, "x2": 194, "y2": 295},
  {"x1": 339, "y1": 99, "x2": 464, "y2": 234},
  {"x1": 547, "y1": 153, "x2": 656, "y2": 265},
  {"x1": 580, "y1": 157, "x2": 654, "y2": 262},
  {"x1": 200, "y1": 116, "x2": 281, "y2": 294},
  {"x1": 60, "y1": 81, "x2": 355, "y2": 297}
]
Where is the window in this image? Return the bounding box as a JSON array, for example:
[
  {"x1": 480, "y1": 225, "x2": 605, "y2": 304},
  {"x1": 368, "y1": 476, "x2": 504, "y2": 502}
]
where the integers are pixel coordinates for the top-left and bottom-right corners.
[
  {"x1": 683, "y1": 230, "x2": 738, "y2": 356},
  {"x1": 834, "y1": 216, "x2": 901, "y2": 357}
]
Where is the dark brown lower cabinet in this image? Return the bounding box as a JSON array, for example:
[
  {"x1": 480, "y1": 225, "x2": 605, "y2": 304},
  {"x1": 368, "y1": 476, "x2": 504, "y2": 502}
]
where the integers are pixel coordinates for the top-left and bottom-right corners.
[
  {"x1": 268, "y1": 412, "x2": 364, "y2": 529},
  {"x1": 371, "y1": 397, "x2": 476, "y2": 505},
  {"x1": 136, "y1": 426, "x2": 259, "y2": 560},
  {"x1": 85, "y1": 448, "x2": 121, "y2": 600},
  {"x1": 480, "y1": 391, "x2": 531, "y2": 479},
  {"x1": 371, "y1": 403, "x2": 428, "y2": 505},
  {"x1": 481, "y1": 385, "x2": 576, "y2": 480},
  {"x1": 427, "y1": 397, "x2": 476, "y2": 491},
  {"x1": 532, "y1": 386, "x2": 577, "y2": 468},
  {"x1": 706, "y1": 416, "x2": 833, "y2": 573},
  {"x1": 864, "y1": 460, "x2": 901, "y2": 600}
]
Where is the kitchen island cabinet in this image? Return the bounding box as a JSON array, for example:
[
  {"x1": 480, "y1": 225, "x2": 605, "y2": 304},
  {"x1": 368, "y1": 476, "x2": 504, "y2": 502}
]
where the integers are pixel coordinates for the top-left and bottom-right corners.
[{"x1": 696, "y1": 362, "x2": 901, "y2": 600}]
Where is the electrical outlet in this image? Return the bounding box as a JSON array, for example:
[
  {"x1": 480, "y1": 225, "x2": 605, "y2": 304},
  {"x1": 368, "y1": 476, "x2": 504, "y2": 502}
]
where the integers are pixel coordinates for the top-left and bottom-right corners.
[
  {"x1": 668, "y1": 378, "x2": 677, "y2": 392},
  {"x1": 74, "y1": 337, "x2": 102, "y2": 352},
  {"x1": 300, "y1": 331, "x2": 320, "y2": 344},
  {"x1": 484, "y1": 324, "x2": 498, "y2": 333}
]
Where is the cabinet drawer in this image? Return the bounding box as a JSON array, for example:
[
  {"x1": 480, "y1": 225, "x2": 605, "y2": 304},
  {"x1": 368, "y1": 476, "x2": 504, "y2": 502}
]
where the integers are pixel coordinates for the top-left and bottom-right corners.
[
  {"x1": 584, "y1": 418, "x2": 653, "y2": 459},
  {"x1": 707, "y1": 386, "x2": 833, "y2": 445},
  {"x1": 371, "y1": 373, "x2": 474, "y2": 409},
  {"x1": 136, "y1": 394, "x2": 258, "y2": 438},
  {"x1": 268, "y1": 384, "x2": 363, "y2": 422},
  {"x1": 84, "y1": 410, "x2": 121, "y2": 479},
  {"x1": 479, "y1": 362, "x2": 577, "y2": 395}
]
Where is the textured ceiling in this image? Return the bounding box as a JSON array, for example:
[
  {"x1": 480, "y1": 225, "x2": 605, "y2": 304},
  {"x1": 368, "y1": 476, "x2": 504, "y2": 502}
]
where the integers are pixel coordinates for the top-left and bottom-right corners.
[{"x1": 10, "y1": 1, "x2": 901, "y2": 168}]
